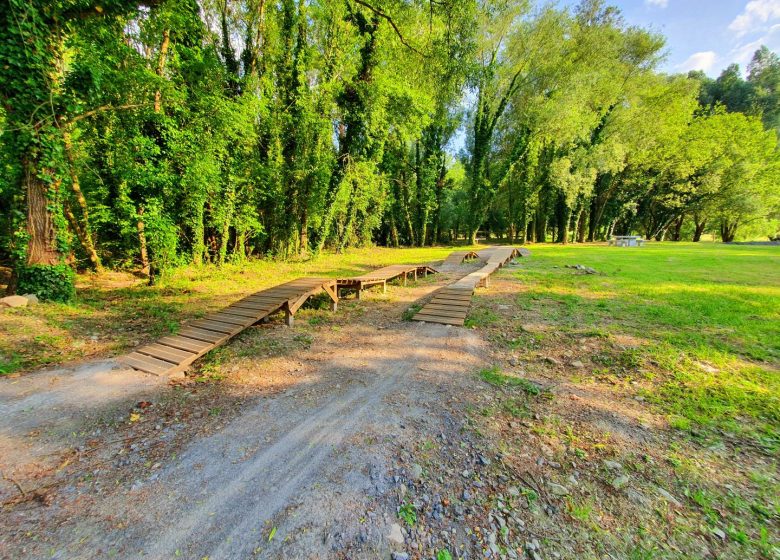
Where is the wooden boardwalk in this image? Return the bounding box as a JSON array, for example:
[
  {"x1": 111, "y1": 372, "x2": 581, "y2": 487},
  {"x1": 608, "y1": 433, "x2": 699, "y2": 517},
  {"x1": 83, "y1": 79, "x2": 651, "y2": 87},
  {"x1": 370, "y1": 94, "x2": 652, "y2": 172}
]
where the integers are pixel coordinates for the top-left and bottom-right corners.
[
  {"x1": 119, "y1": 278, "x2": 338, "y2": 376},
  {"x1": 337, "y1": 264, "x2": 437, "y2": 299},
  {"x1": 442, "y1": 250, "x2": 479, "y2": 265},
  {"x1": 412, "y1": 247, "x2": 527, "y2": 326}
]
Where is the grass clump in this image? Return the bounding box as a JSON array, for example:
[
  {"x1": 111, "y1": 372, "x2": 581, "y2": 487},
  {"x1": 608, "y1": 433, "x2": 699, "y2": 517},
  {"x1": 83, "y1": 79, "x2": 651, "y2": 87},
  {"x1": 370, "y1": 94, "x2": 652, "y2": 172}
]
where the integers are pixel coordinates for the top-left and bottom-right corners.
[
  {"x1": 465, "y1": 306, "x2": 499, "y2": 328},
  {"x1": 402, "y1": 304, "x2": 423, "y2": 321},
  {"x1": 398, "y1": 502, "x2": 417, "y2": 527},
  {"x1": 479, "y1": 366, "x2": 540, "y2": 396}
]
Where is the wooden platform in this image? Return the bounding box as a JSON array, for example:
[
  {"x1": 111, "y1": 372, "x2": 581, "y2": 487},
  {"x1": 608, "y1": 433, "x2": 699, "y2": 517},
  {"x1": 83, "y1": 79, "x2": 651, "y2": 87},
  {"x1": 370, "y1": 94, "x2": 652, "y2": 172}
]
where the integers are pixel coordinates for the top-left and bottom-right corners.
[
  {"x1": 337, "y1": 265, "x2": 437, "y2": 299},
  {"x1": 413, "y1": 246, "x2": 528, "y2": 326},
  {"x1": 119, "y1": 278, "x2": 338, "y2": 376},
  {"x1": 442, "y1": 250, "x2": 480, "y2": 265}
]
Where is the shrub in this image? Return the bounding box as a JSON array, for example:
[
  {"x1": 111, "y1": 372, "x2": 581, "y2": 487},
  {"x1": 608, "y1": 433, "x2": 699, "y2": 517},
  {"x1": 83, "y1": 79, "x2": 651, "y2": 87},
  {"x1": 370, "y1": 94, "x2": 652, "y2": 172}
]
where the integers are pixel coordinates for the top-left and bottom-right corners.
[{"x1": 16, "y1": 264, "x2": 76, "y2": 302}]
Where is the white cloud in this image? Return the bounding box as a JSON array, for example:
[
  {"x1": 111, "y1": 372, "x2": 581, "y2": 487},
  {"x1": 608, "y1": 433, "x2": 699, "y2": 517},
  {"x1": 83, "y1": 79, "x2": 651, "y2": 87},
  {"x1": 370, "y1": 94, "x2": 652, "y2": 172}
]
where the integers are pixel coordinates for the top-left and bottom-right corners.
[
  {"x1": 645, "y1": 0, "x2": 668, "y2": 7},
  {"x1": 729, "y1": 0, "x2": 780, "y2": 37},
  {"x1": 730, "y1": 23, "x2": 780, "y2": 67},
  {"x1": 677, "y1": 51, "x2": 719, "y2": 73}
]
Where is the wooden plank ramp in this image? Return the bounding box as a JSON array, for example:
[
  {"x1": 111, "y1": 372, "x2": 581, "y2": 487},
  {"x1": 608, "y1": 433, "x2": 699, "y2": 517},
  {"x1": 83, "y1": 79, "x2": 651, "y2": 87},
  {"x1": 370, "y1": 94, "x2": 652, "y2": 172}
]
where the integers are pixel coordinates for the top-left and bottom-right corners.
[
  {"x1": 442, "y1": 250, "x2": 480, "y2": 265},
  {"x1": 337, "y1": 264, "x2": 437, "y2": 299},
  {"x1": 412, "y1": 247, "x2": 530, "y2": 326},
  {"x1": 119, "y1": 278, "x2": 338, "y2": 376}
]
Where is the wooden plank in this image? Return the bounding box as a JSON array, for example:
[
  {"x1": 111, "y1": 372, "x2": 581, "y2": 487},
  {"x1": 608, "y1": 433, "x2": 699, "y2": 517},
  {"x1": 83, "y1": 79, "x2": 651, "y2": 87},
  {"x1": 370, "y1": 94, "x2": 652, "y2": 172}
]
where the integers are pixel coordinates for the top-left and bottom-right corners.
[
  {"x1": 189, "y1": 320, "x2": 241, "y2": 335},
  {"x1": 137, "y1": 343, "x2": 195, "y2": 364},
  {"x1": 178, "y1": 327, "x2": 228, "y2": 344},
  {"x1": 205, "y1": 312, "x2": 255, "y2": 326},
  {"x1": 418, "y1": 308, "x2": 467, "y2": 319},
  {"x1": 430, "y1": 297, "x2": 472, "y2": 306},
  {"x1": 425, "y1": 303, "x2": 471, "y2": 313},
  {"x1": 428, "y1": 299, "x2": 472, "y2": 309},
  {"x1": 413, "y1": 314, "x2": 464, "y2": 326},
  {"x1": 261, "y1": 287, "x2": 314, "y2": 295},
  {"x1": 439, "y1": 287, "x2": 474, "y2": 293},
  {"x1": 423, "y1": 302, "x2": 470, "y2": 311},
  {"x1": 433, "y1": 292, "x2": 473, "y2": 299},
  {"x1": 231, "y1": 300, "x2": 278, "y2": 311},
  {"x1": 241, "y1": 296, "x2": 287, "y2": 304},
  {"x1": 435, "y1": 294, "x2": 473, "y2": 301},
  {"x1": 221, "y1": 307, "x2": 265, "y2": 318},
  {"x1": 120, "y1": 352, "x2": 174, "y2": 375},
  {"x1": 157, "y1": 336, "x2": 212, "y2": 353}
]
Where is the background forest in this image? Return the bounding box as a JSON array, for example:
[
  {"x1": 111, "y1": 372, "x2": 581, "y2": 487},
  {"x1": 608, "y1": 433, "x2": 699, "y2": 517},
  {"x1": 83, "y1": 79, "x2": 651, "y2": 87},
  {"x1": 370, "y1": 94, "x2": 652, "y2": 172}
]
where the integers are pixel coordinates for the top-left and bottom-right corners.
[{"x1": 2, "y1": 0, "x2": 780, "y2": 299}]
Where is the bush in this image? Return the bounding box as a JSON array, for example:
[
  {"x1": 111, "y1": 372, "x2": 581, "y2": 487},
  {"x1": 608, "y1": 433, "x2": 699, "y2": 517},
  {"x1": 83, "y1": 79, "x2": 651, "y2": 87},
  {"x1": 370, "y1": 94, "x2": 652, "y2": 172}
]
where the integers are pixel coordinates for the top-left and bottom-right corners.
[{"x1": 17, "y1": 264, "x2": 76, "y2": 302}]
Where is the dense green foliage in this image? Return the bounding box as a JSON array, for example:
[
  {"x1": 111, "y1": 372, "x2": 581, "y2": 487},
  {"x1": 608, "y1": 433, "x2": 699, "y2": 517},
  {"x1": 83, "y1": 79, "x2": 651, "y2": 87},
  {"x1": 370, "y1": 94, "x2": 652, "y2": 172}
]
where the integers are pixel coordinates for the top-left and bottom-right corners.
[
  {"x1": 1, "y1": 0, "x2": 779, "y2": 291},
  {"x1": 16, "y1": 264, "x2": 76, "y2": 302}
]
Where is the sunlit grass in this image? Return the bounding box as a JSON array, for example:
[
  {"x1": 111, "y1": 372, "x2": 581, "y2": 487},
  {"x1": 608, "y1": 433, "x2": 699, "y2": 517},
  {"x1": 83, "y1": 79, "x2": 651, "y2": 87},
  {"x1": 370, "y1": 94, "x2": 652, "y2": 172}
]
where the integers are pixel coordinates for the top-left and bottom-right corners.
[{"x1": 508, "y1": 242, "x2": 780, "y2": 447}]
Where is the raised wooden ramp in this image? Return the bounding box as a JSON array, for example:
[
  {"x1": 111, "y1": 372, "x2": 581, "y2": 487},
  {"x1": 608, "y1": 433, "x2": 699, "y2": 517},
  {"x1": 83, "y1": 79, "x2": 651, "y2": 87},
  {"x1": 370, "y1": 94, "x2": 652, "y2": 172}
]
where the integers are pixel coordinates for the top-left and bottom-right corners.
[
  {"x1": 337, "y1": 264, "x2": 437, "y2": 299},
  {"x1": 119, "y1": 278, "x2": 338, "y2": 376},
  {"x1": 442, "y1": 250, "x2": 480, "y2": 265},
  {"x1": 412, "y1": 247, "x2": 528, "y2": 326}
]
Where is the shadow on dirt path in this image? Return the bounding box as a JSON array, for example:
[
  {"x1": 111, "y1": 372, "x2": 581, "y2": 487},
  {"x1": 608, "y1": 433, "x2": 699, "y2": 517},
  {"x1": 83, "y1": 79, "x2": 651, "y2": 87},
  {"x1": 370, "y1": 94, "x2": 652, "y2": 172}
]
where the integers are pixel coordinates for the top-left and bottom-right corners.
[{"x1": 1, "y1": 264, "x2": 492, "y2": 559}]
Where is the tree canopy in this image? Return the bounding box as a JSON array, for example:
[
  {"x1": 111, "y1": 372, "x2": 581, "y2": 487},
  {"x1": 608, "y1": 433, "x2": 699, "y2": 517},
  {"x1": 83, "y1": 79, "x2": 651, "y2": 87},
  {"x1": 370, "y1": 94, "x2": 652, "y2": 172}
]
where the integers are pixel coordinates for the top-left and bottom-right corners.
[{"x1": 2, "y1": 0, "x2": 779, "y2": 298}]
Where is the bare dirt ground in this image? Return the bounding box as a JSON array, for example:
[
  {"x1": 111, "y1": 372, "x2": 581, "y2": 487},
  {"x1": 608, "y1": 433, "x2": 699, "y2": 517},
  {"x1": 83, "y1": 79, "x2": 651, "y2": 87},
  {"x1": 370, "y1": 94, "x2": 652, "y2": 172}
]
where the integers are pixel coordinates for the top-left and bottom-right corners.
[{"x1": 0, "y1": 263, "x2": 502, "y2": 559}]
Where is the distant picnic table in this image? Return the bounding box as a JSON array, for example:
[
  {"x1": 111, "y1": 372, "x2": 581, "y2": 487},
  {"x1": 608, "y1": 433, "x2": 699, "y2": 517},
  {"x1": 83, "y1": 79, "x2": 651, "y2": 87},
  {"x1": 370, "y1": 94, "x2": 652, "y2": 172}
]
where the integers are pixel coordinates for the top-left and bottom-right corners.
[{"x1": 609, "y1": 235, "x2": 645, "y2": 247}]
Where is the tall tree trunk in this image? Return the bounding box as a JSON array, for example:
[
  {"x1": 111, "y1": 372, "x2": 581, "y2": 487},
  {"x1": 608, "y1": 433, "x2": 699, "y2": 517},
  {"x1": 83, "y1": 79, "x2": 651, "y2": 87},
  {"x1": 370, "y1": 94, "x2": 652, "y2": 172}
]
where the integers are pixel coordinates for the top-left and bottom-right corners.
[
  {"x1": 25, "y1": 162, "x2": 60, "y2": 267},
  {"x1": 670, "y1": 215, "x2": 684, "y2": 241},
  {"x1": 154, "y1": 29, "x2": 170, "y2": 113},
  {"x1": 389, "y1": 214, "x2": 400, "y2": 248},
  {"x1": 234, "y1": 229, "x2": 246, "y2": 261},
  {"x1": 517, "y1": 203, "x2": 527, "y2": 244},
  {"x1": 136, "y1": 207, "x2": 150, "y2": 274},
  {"x1": 535, "y1": 205, "x2": 547, "y2": 243},
  {"x1": 577, "y1": 207, "x2": 588, "y2": 243},
  {"x1": 299, "y1": 208, "x2": 309, "y2": 256},
  {"x1": 693, "y1": 214, "x2": 707, "y2": 242},
  {"x1": 557, "y1": 197, "x2": 571, "y2": 244},
  {"x1": 63, "y1": 130, "x2": 102, "y2": 272},
  {"x1": 720, "y1": 220, "x2": 738, "y2": 243},
  {"x1": 138, "y1": 28, "x2": 170, "y2": 278}
]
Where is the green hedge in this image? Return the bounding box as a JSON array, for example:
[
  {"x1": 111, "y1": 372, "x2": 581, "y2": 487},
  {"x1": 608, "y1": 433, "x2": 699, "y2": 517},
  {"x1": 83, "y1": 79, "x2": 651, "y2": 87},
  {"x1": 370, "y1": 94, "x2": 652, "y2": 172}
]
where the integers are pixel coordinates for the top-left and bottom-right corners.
[{"x1": 17, "y1": 264, "x2": 76, "y2": 302}]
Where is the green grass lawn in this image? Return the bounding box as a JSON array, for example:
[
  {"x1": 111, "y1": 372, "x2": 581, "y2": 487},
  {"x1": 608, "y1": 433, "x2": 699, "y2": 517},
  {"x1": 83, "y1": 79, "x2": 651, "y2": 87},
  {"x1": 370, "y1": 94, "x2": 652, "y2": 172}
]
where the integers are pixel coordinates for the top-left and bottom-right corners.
[{"x1": 506, "y1": 242, "x2": 780, "y2": 448}]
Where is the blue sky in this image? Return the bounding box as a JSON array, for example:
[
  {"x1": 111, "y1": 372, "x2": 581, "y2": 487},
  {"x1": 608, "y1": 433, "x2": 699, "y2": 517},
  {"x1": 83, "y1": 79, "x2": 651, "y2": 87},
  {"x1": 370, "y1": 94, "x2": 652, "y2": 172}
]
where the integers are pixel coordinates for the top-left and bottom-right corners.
[{"x1": 559, "y1": 0, "x2": 780, "y2": 76}]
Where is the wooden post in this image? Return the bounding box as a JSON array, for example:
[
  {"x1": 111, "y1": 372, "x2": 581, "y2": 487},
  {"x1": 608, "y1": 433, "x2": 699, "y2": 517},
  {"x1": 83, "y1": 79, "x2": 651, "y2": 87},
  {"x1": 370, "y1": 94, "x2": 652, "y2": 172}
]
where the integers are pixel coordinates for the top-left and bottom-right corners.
[
  {"x1": 383, "y1": 282, "x2": 387, "y2": 294},
  {"x1": 285, "y1": 305, "x2": 294, "y2": 327}
]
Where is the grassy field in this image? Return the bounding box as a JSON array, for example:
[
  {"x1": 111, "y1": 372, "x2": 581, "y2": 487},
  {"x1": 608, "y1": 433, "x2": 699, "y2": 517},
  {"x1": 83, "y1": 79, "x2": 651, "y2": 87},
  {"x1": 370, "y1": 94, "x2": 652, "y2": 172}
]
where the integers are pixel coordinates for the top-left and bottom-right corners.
[
  {"x1": 505, "y1": 243, "x2": 779, "y2": 447},
  {"x1": 465, "y1": 242, "x2": 779, "y2": 559}
]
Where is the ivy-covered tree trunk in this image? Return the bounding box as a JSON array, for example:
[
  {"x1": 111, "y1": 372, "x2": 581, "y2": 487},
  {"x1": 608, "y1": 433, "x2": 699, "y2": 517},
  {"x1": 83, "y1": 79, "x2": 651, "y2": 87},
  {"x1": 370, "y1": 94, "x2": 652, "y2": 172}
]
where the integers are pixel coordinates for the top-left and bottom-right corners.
[
  {"x1": 314, "y1": 11, "x2": 380, "y2": 253},
  {"x1": 25, "y1": 163, "x2": 61, "y2": 267},
  {"x1": 63, "y1": 130, "x2": 102, "y2": 272}
]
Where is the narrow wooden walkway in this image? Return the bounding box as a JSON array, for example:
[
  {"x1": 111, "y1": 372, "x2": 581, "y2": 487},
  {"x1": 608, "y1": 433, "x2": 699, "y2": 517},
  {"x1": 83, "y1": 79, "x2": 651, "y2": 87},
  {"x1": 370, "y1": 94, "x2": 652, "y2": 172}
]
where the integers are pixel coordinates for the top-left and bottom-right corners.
[
  {"x1": 119, "y1": 278, "x2": 338, "y2": 376},
  {"x1": 412, "y1": 247, "x2": 527, "y2": 326},
  {"x1": 442, "y1": 250, "x2": 480, "y2": 265},
  {"x1": 337, "y1": 264, "x2": 437, "y2": 299}
]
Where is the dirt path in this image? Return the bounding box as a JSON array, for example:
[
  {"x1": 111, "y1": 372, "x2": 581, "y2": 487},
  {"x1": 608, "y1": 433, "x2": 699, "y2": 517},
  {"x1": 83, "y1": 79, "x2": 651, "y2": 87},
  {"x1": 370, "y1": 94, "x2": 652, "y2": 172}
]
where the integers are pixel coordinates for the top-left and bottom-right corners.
[{"x1": 1, "y1": 265, "x2": 496, "y2": 559}]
